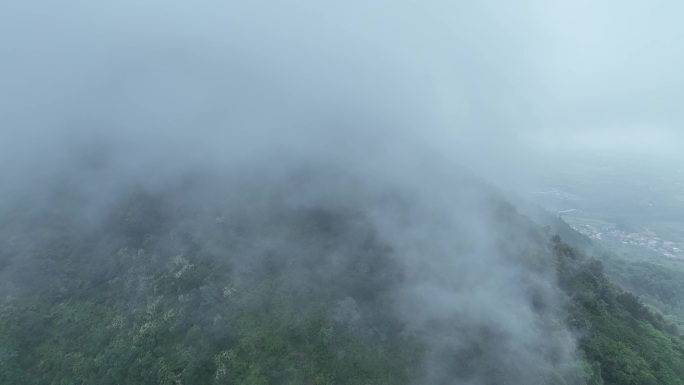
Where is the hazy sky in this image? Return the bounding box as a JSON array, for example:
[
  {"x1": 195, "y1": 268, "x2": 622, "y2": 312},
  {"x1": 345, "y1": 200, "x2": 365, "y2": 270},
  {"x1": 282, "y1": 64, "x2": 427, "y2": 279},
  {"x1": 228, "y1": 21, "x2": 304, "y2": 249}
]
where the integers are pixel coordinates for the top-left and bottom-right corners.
[{"x1": 1, "y1": 0, "x2": 683, "y2": 190}]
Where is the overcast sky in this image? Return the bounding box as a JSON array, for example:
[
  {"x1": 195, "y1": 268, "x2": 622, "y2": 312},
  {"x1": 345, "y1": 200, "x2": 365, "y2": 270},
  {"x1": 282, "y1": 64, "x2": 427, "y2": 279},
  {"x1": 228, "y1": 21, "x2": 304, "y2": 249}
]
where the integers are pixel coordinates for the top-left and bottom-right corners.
[{"x1": 1, "y1": 0, "x2": 682, "y2": 191}]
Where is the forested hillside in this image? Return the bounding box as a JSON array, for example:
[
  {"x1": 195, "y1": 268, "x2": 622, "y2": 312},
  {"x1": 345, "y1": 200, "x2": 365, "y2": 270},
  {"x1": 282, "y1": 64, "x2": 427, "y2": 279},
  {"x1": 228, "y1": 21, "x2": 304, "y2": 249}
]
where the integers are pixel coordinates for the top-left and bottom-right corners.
[
  {"x1": 1, "y1": 167, "x2": 683, "y2": 385},
  {"x1": 548, "y1": 215, "x2": 684, "y2": 331}
]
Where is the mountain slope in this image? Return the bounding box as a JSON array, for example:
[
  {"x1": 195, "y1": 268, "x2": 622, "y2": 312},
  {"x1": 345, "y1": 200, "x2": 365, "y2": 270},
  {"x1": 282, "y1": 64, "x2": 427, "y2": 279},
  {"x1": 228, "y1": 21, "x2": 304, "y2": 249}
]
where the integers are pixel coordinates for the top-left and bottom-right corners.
[{"x1": 1, "y1": 167, "x2": 683, "y2": 385}]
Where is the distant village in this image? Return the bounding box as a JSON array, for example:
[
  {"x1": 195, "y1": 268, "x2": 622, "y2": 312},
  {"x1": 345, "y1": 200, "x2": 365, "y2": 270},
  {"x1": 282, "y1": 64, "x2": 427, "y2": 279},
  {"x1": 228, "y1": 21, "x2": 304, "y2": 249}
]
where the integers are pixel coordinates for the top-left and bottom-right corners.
[{"x1": 571, "y1": 223, "x2": 683, "y2": 259}]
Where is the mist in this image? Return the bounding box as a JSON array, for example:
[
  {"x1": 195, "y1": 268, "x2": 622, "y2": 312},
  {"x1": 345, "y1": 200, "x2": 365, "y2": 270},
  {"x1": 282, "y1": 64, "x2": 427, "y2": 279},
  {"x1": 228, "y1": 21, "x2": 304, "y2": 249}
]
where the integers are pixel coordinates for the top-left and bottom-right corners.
[
  {"x1": 1, "y1": 1, "x2": 683, "y2": 384},
  {"x1": 4, "y1": 1, "x2": 683, "y2": 181}
]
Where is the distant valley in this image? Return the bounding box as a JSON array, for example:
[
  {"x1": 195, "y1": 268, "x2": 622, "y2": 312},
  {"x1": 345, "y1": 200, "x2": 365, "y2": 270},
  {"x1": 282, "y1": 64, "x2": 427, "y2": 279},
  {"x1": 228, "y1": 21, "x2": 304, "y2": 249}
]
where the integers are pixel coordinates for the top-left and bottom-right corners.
[{"x1": 529, "y1": 151, "x2": 684, "y2": 260}]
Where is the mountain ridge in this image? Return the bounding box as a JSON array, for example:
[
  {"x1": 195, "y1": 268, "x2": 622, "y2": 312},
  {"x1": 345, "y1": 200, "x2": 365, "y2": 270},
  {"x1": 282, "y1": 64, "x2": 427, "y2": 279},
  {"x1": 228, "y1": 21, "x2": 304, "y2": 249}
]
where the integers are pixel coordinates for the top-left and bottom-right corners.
[{"x1": 1, "y1": 166, "x2": 683, "y2": 384}]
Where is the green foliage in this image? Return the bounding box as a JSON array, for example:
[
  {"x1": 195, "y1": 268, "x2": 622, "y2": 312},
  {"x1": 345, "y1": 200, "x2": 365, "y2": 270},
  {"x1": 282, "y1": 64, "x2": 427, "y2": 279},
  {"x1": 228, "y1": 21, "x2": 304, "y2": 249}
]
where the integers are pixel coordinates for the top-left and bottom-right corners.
[
  {"x1": 3, "y1": 189, "x2": 684, "y2": 384},
  {"x1": 597, "y1": 250, "x2": 684, "y2": 330},
  {"x1": 554, "y1": 236, "x2": 684, "y2": 385},
  {"x1": 0, "y1": 348, "x2": 21, "y2": 384}
]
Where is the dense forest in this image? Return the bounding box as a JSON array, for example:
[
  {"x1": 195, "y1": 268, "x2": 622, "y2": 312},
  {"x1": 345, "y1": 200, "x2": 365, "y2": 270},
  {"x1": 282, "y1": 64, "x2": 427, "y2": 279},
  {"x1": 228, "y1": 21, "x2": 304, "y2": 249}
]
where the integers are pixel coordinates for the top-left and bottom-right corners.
[
  {"x1": 1, "y1": 166, "x2": 683, "y2": 385},
  {"x1": 549, "y1": 216, "x2": 684, "y2": 330}
]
